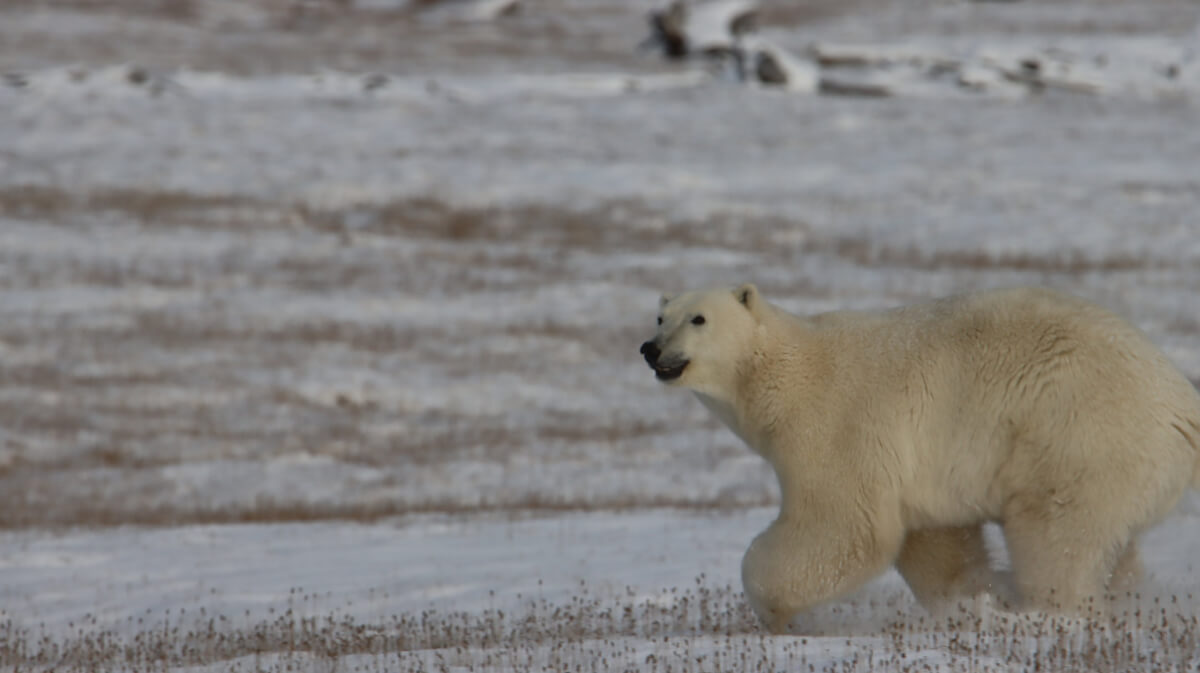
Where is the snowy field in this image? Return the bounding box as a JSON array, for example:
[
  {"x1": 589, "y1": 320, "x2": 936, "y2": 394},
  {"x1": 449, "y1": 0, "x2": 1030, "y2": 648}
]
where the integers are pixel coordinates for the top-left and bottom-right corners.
[{"x1": 2, "y1": 0, "x2": 1200, "y2": 670}]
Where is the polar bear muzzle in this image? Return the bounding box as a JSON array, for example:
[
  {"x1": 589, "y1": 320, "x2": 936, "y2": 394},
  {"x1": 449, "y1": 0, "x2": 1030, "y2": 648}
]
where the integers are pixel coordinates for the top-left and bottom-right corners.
[{"x1": 639, "y1": 340, "x2": 689, "y2": 381}]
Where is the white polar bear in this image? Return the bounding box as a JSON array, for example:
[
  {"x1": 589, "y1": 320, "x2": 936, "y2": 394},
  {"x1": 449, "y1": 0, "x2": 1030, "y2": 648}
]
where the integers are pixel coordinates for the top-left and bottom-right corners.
[{"x1": 640, "y1": 284, "x2": 1200, "y2": 632}]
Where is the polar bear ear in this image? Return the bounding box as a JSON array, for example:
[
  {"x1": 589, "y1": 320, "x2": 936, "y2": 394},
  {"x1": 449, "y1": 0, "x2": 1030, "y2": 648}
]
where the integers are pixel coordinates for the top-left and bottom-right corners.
[
  {"x1": 734, "y1": 283, "x2": 759, "y2": 312},
  {"x1": 659, "y1": 293, "x2": 674, "y2": 309}
]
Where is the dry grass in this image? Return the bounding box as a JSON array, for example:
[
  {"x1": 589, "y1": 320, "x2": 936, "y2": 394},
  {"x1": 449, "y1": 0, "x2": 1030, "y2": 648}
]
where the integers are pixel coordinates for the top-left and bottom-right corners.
[
  {"x1": 0, "y1": 185, "x2": 258, "y2": 222},
  {"x1": 1, "y1": 188, "x2": 1194, "y2": 530},
  {"x1": 2, "y1": 579, "x2": 1197, "y2": 672},
  {"x1": 325, "y1": 198, "x2": 798, "y2": 257},
  {"x1": 759, "y1": 0, "x2": 884, "y2": 29},
  {"x1": 2, "y1": 185, "x2": 1167, "y2": 277},
  {"x1": 12, "y1": 0, "x2": 200, "y2": 20},
  {"x1": 0, "y1": 0, "x2": 650, "y2": 77},
  {"x1": 0, "y1": 490, "x2": 775, "y2": 530},
  {"x1": 821, "y1": 236, "x2": 1158, "y2": 273},
  {"x1": 0, "y1": 186, "x2": 791, "y2": 261}
]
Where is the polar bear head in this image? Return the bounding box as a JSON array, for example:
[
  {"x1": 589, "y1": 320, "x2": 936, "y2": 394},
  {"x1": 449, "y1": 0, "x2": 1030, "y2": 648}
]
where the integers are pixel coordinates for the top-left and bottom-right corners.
[{"x1": 639, "y1": 283, "x2": 763, "y2": 396}]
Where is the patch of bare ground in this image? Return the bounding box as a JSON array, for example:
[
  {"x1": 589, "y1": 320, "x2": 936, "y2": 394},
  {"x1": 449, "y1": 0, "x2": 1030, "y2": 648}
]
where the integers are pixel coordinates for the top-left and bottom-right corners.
[
  {"x1": 127, "y1": 312, "x2": 428, "y2": 353},
  {"x1": 536, "y1": 415, "x2": 671, "y2": 445},
  {"x1": 948, "y1": 9, "x2": 1200, "y2": 39},
  {"x1": 819, "y1": 236, "x2": 1160, "y2": 273},
  {"x1": 1168, "y1": 317, "x2": 1200, "y2": 336},
  {"x1": 31, "y1": 315, "x2": 634, "y2": 366},
  {"x1": 0, "y1": 399, "x2": 93, "y2": 441},
  {"x1": 313, "y1": 197, "x2": 796, "y2": 255},
  {"x1": 385, "y1": 410, "x2": 672, "y2": 464},
  {"x1": 0, "y1": 0, "x2": 650, "y2": 76},
  {"x1": 1120, "y1": 181, "x2": 1200, "y2": 198},
  {"x1": 761, "y1": 0, "x2": 1200, "y2": 39},
  {"x1": 12, "y1": 0, "x2": 203, "y2": 20},
  {"x1": 2, "y1": 189, "x2": 1187, "y2": 530},
  {"x1": 0, "y1": 185, "x2": 260, "y2": 222},
  {"x1": 0, "y1": 186, "x2": 792, "y2": 256},
  {"x1": 0, "y1": 489, "x2": 773, "y2": 530},
  {"x1": 0, "y1": 187, "x2": 824, "y2": 297},
  {"x1": 296, "y1": 199, "x2": 1188, "y2": 276},
  {"x1": 24, "y1": 186, "x2": 1154, "y2": 280},
  {"x1": 758, "y1": 0, "x2": 883, "y2": 29},
  {"x1": 2, "y1": 580, "x2": 1197, "y2": 672}
]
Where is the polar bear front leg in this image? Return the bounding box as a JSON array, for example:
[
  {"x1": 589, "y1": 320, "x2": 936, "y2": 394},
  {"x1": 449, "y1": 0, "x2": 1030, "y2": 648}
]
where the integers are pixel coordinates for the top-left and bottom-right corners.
[
  {"x1": 741, "y1": 516, "x2": 903, "y2": 633},
  {"x1": 895, "y1": 525, "x2": 1005, "y2": 614}
]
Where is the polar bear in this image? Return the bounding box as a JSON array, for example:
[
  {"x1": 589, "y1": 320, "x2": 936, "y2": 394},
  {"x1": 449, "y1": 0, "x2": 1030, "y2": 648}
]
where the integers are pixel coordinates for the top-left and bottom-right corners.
[{"x1": 640, "y1": 284, "x2": 1200, "y2": 632}]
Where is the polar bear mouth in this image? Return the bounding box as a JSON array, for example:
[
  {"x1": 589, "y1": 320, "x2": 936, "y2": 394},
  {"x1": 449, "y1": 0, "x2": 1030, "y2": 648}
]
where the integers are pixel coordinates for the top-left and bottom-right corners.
[{"x1": 654, "y1": 360, "x2": 689, "y2": 381}]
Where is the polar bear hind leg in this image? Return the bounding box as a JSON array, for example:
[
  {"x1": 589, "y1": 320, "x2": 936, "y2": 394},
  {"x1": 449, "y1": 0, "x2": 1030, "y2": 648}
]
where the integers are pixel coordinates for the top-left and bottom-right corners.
[
  {"x1": 1001, "y1": 491, "x2": 1132, "y2": 615},
  {"x1": 895, "y1": 525, "x2": 1002, "y2": 614},
  {"x1": 1106, "y1": 540, "x2": 1144, "y2": 598}
]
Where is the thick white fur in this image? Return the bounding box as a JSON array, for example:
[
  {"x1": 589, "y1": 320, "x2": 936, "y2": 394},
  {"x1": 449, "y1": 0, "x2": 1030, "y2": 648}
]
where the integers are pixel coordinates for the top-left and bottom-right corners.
[{"x1": 646, "y1": 285, "x2": 1200, "y2": 632}]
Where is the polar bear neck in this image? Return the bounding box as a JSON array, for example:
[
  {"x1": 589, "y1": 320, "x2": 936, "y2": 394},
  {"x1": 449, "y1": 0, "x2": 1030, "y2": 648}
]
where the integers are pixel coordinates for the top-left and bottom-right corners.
[
  {"x1": 693, "y1": 391, "x2": 755, "y2": 448},
  {"x1": 694, "y1": 306, "x2": 828, "y2": 463}
]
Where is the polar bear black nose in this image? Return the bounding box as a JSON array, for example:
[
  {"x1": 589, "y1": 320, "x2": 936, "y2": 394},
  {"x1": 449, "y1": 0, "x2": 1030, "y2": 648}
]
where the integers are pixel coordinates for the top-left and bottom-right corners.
[{"x1": 640, "y1": 341, "x2": 660, "y2": 365}]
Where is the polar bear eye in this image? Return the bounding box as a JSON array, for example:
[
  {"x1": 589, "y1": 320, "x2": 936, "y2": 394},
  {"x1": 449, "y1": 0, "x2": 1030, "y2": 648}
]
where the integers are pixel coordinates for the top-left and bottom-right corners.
[
  {"x1": 657, "y1": 316, "x2": 663, "y2": 325},
  {"x1": 691, "y1": 315, "x2": 706, "y2": 326}
]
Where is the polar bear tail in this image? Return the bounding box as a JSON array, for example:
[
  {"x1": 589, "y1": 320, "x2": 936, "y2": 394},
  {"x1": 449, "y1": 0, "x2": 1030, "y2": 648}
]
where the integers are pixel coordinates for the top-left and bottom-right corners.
[
  {"x1": 1180, "y1": 411, "x2": 1200, "y2": 489},
  {"x1": 1192, "y1": 423, "x2": 1200, "y2": 490},
  {"x1": 1182, "y1": 415, "x2": 1200, "y2": 489}
]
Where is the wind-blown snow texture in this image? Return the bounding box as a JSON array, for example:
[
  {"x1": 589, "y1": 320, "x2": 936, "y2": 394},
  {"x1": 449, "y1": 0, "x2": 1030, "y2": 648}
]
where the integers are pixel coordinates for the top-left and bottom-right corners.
[{"x1": 1, "y1": 0, "x2": 1199, "y2": 671}]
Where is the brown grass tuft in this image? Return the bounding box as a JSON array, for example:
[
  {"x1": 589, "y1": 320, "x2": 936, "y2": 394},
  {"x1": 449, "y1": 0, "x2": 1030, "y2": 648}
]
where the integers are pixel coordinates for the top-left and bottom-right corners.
[
  {"x1": 821, "y1": 236, "x2": 1155, "y2": 273},
  {"x1": 0, "y1": 185, "x2": 257, "y2": 222},
  {"x1": 2, "y1": 579, "x2": 1197, "y2": 672}
]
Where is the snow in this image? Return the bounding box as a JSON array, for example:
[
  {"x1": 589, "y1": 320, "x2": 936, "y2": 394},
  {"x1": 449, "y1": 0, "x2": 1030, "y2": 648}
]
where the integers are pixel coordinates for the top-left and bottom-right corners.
[
  {"x1": 1, "y1": 0, "x2": 1199, "y2": 670},
  {"x1": 3, "y1": 509, "x2": 1199, "y2": 671},
  {"x1": 679, "y1": 0, "x2": 758, "y2": 53}
]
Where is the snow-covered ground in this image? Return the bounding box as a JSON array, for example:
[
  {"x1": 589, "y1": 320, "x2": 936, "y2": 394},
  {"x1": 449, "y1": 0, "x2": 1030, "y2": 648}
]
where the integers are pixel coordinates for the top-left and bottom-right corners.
[
  {"x1": 3, "y1": 509, "x2": 1199, "y2": 671},
  {"x1": 1, "y1": 0, "x2": 1199, "y2": 670}
]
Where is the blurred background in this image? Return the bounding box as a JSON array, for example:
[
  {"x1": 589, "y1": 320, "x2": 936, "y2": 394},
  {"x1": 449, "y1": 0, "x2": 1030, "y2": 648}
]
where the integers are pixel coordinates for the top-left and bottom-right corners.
[
  {"x1": 1, "y1": 0, "x2": 1199, "y2": 669},
  {"x1": 2, "y1": 0, "x2": 1198, "y2": 528}
]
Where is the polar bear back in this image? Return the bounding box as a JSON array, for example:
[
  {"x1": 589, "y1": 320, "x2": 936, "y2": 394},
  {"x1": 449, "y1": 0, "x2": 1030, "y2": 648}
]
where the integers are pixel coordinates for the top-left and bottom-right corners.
[{"x1": 799, "y1": 287, "x2": 1200, "y2": 531}]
